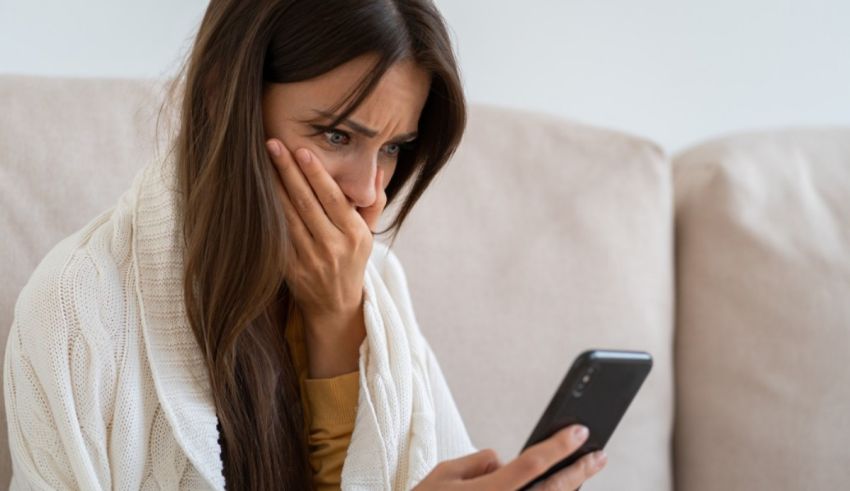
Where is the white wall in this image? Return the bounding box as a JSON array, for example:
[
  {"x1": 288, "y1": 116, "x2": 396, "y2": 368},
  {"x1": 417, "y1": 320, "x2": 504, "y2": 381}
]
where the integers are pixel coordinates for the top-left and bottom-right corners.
[
  {"x1": 2, "y1": 0, "x2": 848, "y2": 153},
  {"x1": 434, "y1": 0, "x2": 850, "y2": 152},
  {"x1": 0, "y1": 0, "x2": 208, "y2": 80}
]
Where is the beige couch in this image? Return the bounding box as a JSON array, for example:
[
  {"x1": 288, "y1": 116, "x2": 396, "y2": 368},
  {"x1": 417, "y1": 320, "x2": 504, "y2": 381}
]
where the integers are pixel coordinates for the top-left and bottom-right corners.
[{"x1": 1, "y1": 74, "x2": 848, "y2": 490}]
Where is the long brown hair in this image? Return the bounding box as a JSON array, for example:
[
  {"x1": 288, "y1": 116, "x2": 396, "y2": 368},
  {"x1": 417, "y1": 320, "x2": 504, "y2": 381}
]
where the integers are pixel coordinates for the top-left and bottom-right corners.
[{"x1": 154, "y1": 0, "x2": 466, "y2": 489}]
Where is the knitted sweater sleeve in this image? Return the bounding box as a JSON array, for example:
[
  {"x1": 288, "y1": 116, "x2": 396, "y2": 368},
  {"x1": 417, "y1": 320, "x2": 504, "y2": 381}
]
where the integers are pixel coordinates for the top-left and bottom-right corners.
[{"x1": 4, "y1": 245, "x2": 118, "y2": 490}]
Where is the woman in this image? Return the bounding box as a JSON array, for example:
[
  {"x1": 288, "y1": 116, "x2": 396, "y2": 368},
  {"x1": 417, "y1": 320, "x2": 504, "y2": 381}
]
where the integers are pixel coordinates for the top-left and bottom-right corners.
[{"x1": 4, "y1": 0, "x2": 608, "y2": 489}]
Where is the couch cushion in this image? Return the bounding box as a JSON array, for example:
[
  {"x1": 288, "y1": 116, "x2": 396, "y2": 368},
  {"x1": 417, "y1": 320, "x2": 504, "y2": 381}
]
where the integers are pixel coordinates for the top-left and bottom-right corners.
[
  {"x1": 384, "y1": 104, "x2": 674, "y2": 490},
  {"x1": 0, "y1": 74, "x2": 171, "y2": 484},
  {"x1": 672, "y1": 128, "x2": 850, "y2": 490}
]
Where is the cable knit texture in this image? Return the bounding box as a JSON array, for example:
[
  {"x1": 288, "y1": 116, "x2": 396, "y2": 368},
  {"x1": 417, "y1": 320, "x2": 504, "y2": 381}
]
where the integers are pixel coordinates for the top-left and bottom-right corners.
[{"x1": 3, "y1": 153, "x2": 476, "y2": 490}]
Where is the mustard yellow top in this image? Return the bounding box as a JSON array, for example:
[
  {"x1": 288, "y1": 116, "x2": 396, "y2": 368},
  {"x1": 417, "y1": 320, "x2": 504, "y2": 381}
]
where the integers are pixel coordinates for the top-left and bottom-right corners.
[{"x1": 285, "y1": 308, "x2": 360, "y2": 491}]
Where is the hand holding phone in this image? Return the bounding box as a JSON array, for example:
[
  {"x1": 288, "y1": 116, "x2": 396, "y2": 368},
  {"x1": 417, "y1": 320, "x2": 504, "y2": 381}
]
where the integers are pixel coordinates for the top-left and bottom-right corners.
[
  {"x1": 412, "y1": 423, "x2": 607, "y2": 491},
  {"x1": 518, "y1": 349, "x2": 652, "y2": 490},
  {"x1": 414, "y1": 349, "x2": 650, "y2": 491}
]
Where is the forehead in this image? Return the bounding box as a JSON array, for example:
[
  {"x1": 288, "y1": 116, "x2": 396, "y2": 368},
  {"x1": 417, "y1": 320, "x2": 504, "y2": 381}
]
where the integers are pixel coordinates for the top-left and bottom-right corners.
[{"x1": 264, "y1": 55, "x2": 431, "y2": 124}]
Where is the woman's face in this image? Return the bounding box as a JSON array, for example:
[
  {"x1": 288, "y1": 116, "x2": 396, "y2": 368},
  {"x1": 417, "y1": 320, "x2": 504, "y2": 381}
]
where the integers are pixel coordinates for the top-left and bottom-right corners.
[{"x1": 262, "y1": 54, "x2": 431, "y2": 210}]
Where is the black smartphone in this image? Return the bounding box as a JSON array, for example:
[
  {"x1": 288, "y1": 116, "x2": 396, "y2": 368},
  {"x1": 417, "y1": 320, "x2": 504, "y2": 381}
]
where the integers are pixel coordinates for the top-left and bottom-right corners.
[{"x1": 517, "y1": 349, "x2": 652, "y2": 490}]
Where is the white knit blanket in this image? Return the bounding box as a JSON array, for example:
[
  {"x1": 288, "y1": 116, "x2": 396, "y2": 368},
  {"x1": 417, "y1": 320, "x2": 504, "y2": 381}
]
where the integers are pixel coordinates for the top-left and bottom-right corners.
[{"x1": 4, "y1": 154, "x2": 475, "y2": 490}]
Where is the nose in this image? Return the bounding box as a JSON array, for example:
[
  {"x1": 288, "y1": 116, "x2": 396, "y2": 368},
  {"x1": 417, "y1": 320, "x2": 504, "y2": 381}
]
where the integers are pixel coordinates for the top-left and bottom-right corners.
[{"x1": 337, "y1": 160, "x2": 378, "y2": 209}]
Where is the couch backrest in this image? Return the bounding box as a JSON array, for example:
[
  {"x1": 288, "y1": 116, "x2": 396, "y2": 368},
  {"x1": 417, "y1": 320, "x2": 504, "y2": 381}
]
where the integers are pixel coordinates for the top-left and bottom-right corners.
[
  {"x1": 385, "y1": 104, "x2": 675, "y2": 490},
  {"x1": 672, "y1": 128, "x2": 850, "y2": 490},
  {"x1": 0, "y1": 75, "x2": 675, "y2": 490}
]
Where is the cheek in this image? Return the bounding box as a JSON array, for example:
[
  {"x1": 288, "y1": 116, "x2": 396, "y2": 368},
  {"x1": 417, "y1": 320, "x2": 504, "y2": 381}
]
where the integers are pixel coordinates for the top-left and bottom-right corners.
[
  {"x1": 381, "y1": 162, "x2": 397, "y2": 189},
  {"x1": 299, "y1": 145, "x2": 397, "y2": 189},
  {"x1": 273, "y1": 131, "x2": 312, "y2": 162},
  {"x1": 311, "y1": 148, "x2": 344, "y2": 175},
  {"x1": 277, "y1": 136, "x2": 337, "y2": 173}
]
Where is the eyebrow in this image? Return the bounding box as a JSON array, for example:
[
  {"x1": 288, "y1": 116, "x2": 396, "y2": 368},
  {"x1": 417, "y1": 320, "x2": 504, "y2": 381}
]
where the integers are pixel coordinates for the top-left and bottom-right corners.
[{"x1": 312, "y1": 109, "x2": 418, "y2": 142}]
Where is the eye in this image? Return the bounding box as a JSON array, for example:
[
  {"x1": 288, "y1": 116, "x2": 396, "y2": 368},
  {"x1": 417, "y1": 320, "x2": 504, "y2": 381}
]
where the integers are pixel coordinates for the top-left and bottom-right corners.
[
  {"x1": 309, "y1": 123, "x2": 416, "y2": 157},
  {"x1": 322, "y1": 128, "x2": 350, "y2": 146},
  {"x1": 384, "y1": 143, "x2": 401, "y2": 156},
  {"x1": 384, "y1": 141, "x2": 416, "y2": 158}
]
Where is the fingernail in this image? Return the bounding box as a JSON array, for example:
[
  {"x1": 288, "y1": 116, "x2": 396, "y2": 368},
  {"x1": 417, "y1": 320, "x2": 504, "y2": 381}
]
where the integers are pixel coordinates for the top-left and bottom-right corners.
[
  {"x1": 295, "y1": 148, "x2": 311, "y2": 166},
  {"x1": 572, "y1": 425, "x2": 588, "y2": 440},
  {"x1": 266, "y1": 139, "x2": 281, "y2": 157}
]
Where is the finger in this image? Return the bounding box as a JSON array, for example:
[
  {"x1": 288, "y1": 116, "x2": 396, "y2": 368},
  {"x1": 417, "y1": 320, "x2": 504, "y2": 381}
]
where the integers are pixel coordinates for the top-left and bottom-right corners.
[
  {"x1": 539, "y1": 450, "x2": 607, "y2": 491},
  {"x1": 432, "y1": 448, "x2": 502, "y2": 480},
  {"x1": 271, "y1": 155, "x2": 313, "y2": 257},
  {"x1": 483, "y1": 425, "x2": 588, "y2": 490},
  {"x1": 291, "y1": 146, "x2": 362, "y2": 234},
  {"x1": 266, "y1": 139, "x2": 338, "y2": 242},
  {"x1": 358, "y1": 167, "x2": 387, "y2": 233}
]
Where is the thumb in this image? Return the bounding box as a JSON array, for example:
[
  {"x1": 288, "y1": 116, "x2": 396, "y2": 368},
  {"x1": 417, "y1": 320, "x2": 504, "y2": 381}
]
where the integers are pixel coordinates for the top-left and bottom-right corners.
[
  {"x1": 438, "y1": 449, "x2": 502, "y2": 480},
  {"x1": 357, "y1": 167, "x2": 386, "y2": 233}
]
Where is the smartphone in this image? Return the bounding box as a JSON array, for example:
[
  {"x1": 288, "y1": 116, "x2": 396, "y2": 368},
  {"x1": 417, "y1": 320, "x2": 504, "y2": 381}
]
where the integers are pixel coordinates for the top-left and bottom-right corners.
[{"x1": 517, "y1": 349, "x2": 652, "y2": 490}]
